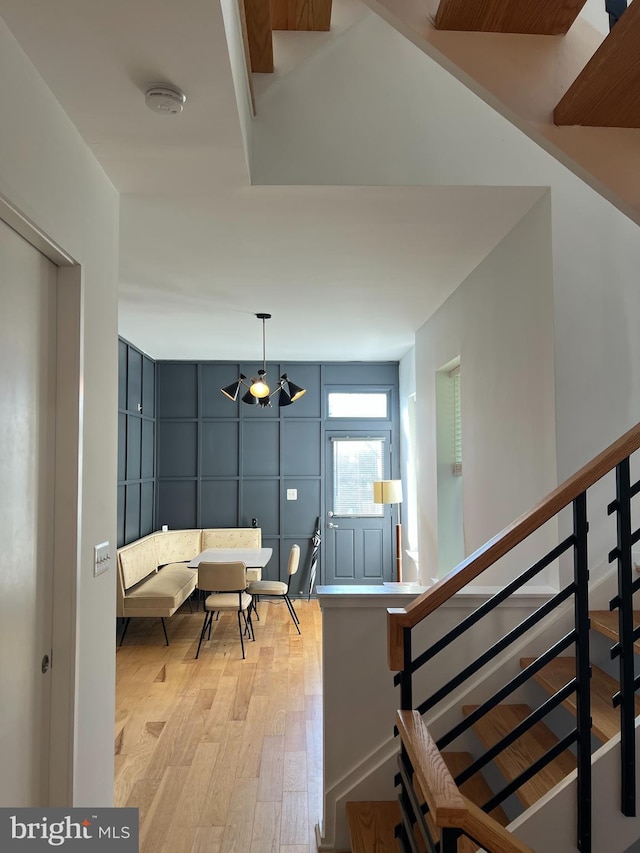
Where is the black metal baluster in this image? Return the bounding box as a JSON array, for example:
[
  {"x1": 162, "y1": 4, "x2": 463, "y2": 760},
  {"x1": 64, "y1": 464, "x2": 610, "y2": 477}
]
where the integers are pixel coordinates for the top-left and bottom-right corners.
[
  {"x1": 441, "y1": 827, "x2": 458, "y2": 853},
  {"x1": 615, "y1": 457, "x2": 636, "y2": 816},
  {"x1": 606, "y1": 0, "x2": 628, "y2": 30},
  {"x1": 400, "y1": 626, "x2": 412, "y2": 711},
  {"x1": 573, "y1": 492, "x2": 592, "y2": 853}
]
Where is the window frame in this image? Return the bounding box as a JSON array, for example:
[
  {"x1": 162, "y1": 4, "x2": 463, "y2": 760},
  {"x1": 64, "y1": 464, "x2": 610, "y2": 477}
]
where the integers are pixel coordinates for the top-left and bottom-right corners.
[{"x1": 325, "y1": 386, "x2": 392, "y2": 421}]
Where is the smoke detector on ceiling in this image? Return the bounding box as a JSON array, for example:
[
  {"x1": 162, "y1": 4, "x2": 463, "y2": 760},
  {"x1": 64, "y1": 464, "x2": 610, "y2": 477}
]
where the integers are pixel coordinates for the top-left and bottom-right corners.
[{"x1": 144, "y1": 84, "x2": 187, "y2": 115}]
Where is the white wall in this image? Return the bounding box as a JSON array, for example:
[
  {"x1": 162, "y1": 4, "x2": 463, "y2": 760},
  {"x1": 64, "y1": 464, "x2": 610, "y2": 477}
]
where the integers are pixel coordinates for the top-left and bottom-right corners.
[
  {"x1": 253, "y1": 11, "x2": 640, "y2": 585},
  {"x1": 0, "y1": 19, "x2": 119, "y2": 805},
  {"x1": 415, "y1": 196, "x2": 558, "y2": 585},
  {"x1": 398, "y1": 349, "x2": 419, "y2": 580}
]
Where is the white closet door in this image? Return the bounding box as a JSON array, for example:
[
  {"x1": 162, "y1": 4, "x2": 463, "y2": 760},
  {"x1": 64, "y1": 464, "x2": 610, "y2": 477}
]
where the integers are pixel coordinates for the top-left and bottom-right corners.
[{"x1": 0, "y1": 216, "x2": 57, "y2": 806}]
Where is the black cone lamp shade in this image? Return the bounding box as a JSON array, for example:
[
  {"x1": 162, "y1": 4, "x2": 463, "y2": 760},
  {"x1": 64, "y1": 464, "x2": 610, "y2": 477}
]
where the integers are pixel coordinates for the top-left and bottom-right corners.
[
  {"x1": 219, "y1": 314, "x2": 308, "y2": 408},
  {"x1": 278, "y1": 386, "x2": 293, "y2": 407},
  {"x1": 221, "y1": 374, "x2": 246, "y2": 402},
  {"x1": 283, "y1": 375, "x2": 306, "y2": 402}
]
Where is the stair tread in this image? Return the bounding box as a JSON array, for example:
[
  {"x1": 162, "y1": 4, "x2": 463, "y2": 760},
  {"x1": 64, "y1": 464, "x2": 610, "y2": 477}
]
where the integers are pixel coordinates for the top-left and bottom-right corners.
[
  {"x1": 346, "y1": 801, "x2": 400, "y2": 853},
  {"x1": 442, "y1": 752, "x2": 509, "y2": 828},
  {"x1": 590, "y1": 609, "x2": 640, "y2": 653},
  {"x1": 462, "y1": 703, "x2": 576, "y2": 808},
  {"x1": 520, "y1": 656, "x2": 640, "y2": 743}
]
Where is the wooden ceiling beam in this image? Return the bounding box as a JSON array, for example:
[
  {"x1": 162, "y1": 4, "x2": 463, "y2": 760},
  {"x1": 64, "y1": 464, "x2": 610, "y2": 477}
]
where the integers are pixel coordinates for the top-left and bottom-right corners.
[
  {"x1": 435, "y1": 0, "x2": 588, "y2": 35},
  {"x1": 555, "y1": 1, "x2": 640, "y2": 126},
  {"x1": 271, "y1": 0, "x2": 332, "y2": 31},
  {"x1": 243, "y1": 0, "x2": 274, "y2": 73}
]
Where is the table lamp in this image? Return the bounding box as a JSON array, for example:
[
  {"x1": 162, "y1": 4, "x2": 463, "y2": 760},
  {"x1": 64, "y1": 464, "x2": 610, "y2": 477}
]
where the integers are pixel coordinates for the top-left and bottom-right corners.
[{"x1": 373, "y1": 479, "x2": 403, "y2": 582}]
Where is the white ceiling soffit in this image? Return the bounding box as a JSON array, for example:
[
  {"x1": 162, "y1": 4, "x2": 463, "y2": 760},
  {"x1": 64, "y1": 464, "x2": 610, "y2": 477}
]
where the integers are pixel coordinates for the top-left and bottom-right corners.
[
  {"x1": 119, "y1": 185, "x2": 546, "y2": 361},
  {"x1": 0, "y1": 0, "x2": 545, "y2": 362},
  {"x1": 0, "y1": 0, "x2": 249, "y2": 194}
]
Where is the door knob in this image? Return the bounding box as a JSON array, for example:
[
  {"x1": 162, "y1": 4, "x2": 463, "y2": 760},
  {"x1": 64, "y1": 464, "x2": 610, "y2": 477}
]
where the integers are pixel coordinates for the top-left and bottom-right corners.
[{"x1": 327, "y1": 522, "x2": 339, "y2": 528}]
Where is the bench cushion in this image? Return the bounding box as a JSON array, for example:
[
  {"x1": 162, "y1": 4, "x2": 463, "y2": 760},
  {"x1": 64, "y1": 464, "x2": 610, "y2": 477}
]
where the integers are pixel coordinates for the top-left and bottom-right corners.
[
  {"x1": 202, "y1": 528, "x2": 261, "y2": 549},
  {"x1": 155, "y1": 529, "x2": 202, "y2": 565},
  {"x1": 118, "y1": 536, "x2": 159, "y2": 590},
  {"x1": 123, "y1": 564, "x2": 197, "y2": 617}
]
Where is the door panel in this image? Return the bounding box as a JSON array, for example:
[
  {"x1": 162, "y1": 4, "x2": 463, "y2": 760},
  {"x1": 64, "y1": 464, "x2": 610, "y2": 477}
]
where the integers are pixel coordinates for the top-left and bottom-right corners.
[
  {"x1": 324, "y1": 431, "x2": 393, "y2": 585},
  {"x1": 333, "y1": 529, "x2": 356, "y2": 580},
  {"x1": 363, "y1": 529, "x2": 384, "y2": 578},
  {"x1": 0, "y1": 217, "x2": 55, "y2": 805}
]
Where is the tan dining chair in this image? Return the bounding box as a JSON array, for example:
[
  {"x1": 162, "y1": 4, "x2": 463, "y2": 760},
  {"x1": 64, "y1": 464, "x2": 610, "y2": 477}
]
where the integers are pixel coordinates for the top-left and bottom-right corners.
[
  {"x1": 195, "y1": 561, "x2": 254, "y2": 659},
  {"x1": 247, "y1": 544, "x2": 301, "y2": 633}
]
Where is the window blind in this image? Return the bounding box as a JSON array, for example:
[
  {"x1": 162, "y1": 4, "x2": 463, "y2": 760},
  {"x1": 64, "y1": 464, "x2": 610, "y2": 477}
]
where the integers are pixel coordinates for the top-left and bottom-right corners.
[
  {"x1": 450, "y1": 366, "x2": 462, "y2": 476},
  {"x1": 333, "y1": 438, "x2": 385, "y2": 516}
]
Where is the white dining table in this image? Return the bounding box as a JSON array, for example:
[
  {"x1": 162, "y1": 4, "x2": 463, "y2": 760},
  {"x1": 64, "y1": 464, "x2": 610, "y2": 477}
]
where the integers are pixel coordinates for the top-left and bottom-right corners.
[{"x1": 187, "y1": 547, "x2": 273, "y2": 582}]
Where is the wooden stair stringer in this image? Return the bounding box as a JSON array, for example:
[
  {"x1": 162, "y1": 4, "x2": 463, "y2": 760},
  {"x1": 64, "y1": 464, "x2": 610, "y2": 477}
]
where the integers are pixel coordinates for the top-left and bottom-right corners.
[{"x1": 462, "y1": 703, "x2": 577, "y2": 809}]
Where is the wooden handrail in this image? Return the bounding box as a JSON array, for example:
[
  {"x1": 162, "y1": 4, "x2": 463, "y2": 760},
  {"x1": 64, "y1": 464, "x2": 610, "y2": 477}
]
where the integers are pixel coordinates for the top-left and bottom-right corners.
[
  {"x1": 396, "y1": 710, "x2": 535, "y2": 852},
  {"x1": 388, "y1": 420, "x2": 640, "y2": 671},
  {"x1": 396, "y1": 710, "x2": 466, "y2": 827},
  {"x1": 460, "y1": 796, "x2": 535, "y2": 853}
]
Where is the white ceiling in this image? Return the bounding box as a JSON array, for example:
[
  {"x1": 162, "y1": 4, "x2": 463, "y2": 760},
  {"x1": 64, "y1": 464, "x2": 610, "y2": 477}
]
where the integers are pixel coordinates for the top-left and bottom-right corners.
[{"x1": 0, "y1": 0, "x2": 545, "y2": 362}]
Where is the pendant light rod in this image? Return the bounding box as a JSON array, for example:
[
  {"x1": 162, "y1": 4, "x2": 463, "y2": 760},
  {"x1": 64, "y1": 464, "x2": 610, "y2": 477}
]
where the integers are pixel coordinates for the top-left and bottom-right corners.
[{"x1": 256, "y1": 312, "x2": 271, "y2": 374}]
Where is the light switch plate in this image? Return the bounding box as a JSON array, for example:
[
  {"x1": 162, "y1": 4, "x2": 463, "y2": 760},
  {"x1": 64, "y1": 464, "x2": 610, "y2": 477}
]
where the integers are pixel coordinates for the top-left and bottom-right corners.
[
  {"x1": 286, "y1": 488, "x2": 297, "y2": 500},
  {"x1": 94, "y1": 541, "x2": 111, "y2": 577}
]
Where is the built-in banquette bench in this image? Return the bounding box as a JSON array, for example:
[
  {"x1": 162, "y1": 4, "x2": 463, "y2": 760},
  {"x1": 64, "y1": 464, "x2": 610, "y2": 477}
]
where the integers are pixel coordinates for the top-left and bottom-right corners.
[{"x1": 117, "y1": 527, "x2": 262, "y2": 644}]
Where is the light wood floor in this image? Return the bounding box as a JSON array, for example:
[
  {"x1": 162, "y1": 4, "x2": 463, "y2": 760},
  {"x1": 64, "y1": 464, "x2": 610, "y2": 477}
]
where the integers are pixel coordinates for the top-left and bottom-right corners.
[{"x1": 115, "y1": 599, "x2": 323, "y2": 853}]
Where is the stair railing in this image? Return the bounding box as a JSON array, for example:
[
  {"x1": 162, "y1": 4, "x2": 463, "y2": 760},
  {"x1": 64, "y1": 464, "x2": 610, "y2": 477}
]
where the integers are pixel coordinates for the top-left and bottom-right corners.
[
  {"x1": 389, "y1": 421, "x2": 640, "y2": 853},
  {"x1": 396, "y1": 710, "x2": 535, "y2": 853},
  {"x1": 609, "y1": 454, "x2": 640, "y2": 817}
]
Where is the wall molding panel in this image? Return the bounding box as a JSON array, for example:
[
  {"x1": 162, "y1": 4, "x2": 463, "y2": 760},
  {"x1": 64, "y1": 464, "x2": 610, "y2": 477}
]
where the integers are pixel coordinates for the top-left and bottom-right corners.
[{"x1": 118, "y1": 345, "x2": 399, "y2": 591}]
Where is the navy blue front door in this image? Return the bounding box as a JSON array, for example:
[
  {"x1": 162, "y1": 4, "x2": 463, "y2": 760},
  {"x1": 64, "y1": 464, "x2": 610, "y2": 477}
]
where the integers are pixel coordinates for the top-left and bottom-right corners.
[{"x1": 324, "y1": 431, "x2": 394, "y2": 585}]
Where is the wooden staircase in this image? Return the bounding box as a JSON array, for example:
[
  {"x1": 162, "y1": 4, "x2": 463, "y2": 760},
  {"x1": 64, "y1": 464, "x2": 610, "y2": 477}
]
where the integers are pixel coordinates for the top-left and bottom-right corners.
[
  {"x1": 435, "y1": 610, "x2": 640, "y2": 849},
  {"x1": 461, "y1": 703, "x2": 577, "y2": 809},
  {"x1": 347, "y1": 611, "x2": 640, "y2": 852},
  {"x1": 382, "y1": 425, "x2": 640, "y2": 851},
  {"x1": 241, "y1": 0, "x2": 333, "y2": 74},
  {"x1": 454, "y1": 613, "x2": 640, "y2": 818},
  {"x1": 346, "y1": 801, "x2": 400, "y2": 853}
]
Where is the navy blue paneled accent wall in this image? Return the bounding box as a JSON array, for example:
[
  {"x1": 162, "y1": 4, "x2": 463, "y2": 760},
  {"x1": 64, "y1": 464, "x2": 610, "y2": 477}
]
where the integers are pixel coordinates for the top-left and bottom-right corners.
[
  {"x1": 117, "y1": 339, "x2": 156, "y2": 547},
  {"x1": 155, "y1": 361, "x2": 399, "y2": 594}
]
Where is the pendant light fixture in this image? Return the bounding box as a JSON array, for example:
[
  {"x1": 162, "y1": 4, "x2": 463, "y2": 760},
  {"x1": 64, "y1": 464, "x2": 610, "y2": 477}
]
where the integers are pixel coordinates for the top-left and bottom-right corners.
[{"x1": 220, "y1": 313, "x2": 307, "y2": 408}]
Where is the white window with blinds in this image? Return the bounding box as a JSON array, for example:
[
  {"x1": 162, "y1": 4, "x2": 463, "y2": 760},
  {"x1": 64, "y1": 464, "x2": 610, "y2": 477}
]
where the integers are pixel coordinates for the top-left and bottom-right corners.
[
  {"x1": 450, "y1": 365, "x2": 462, "y2": 476},
  {"x1": 332, "y1": 437, "x2": 385, "y2": 516}
]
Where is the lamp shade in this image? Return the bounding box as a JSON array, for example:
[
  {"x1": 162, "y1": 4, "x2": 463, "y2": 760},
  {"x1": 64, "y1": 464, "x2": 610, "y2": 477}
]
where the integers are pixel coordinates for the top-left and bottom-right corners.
[
  {"x1": 278, "y1": 387, "x2": 293, "y2": 407},
  {"x1": 220, "y1": 375, "x2": 245, "y2": 402},
  {"x1": 219, "y1": 317, "x2": 308, "y2": 408},
  {"x1": 281, "y1": 374, "x2": 306, "y2": 403},
  {"x1": 373, "y1": 479, "x2": 403, "y2": 505}
]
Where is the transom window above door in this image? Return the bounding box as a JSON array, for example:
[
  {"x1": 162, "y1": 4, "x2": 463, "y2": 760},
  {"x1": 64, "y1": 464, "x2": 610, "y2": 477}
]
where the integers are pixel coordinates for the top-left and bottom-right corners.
[{"x1": 327, "y1": 391, "x2": 389, "y2": 419}]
